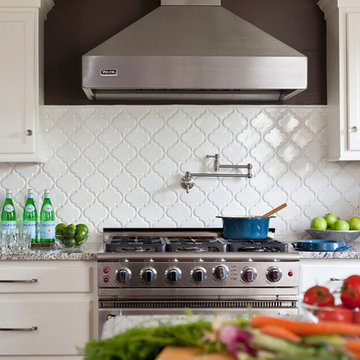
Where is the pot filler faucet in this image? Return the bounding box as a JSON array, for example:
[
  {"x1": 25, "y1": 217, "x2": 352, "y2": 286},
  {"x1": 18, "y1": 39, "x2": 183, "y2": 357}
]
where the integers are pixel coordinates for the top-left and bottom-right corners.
[{"x1": 181, "y1": 154, "x2": 252, "y2": 193}]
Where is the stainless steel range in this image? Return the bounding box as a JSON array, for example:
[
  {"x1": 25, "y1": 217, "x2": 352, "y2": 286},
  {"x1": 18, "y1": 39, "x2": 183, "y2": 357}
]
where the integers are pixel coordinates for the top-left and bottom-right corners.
[{"x1": 98, "y1": 228, "x2": 300, "y2": 338}]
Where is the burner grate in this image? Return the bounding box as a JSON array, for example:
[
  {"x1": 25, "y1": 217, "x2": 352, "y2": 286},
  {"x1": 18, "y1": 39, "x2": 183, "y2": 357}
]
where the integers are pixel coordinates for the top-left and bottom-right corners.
[
  {"x1": 105, "y1": 236, "x2": 167, "y2": 253},
  {"x1": 166, "y1": 237, "x2": 227, "y2": 252},
  {"x1": 226, "y1": 239, "x2": 288, "y2": 253}
]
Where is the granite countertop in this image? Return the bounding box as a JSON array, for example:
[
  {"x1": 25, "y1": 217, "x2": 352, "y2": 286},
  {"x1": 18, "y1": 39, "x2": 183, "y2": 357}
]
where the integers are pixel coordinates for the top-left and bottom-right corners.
[
  {"x1": 1, "y1": 241, "x2": 360, "y2": 261},
  {"x1": 0, "y1": 242, "x2": 104, "y2": 261}
]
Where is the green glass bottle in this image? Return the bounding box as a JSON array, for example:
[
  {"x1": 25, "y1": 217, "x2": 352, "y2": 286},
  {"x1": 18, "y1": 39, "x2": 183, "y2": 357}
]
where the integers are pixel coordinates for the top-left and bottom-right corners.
[
  {"x1": 23, "y1": 189, "x2": 38, "y2": 243},
  {"x1": 1, "y1": 189, "x2": 16, "y2": 233},
  {"x1": 39, "y1": 189, "x2": 55, "y2": 243}
]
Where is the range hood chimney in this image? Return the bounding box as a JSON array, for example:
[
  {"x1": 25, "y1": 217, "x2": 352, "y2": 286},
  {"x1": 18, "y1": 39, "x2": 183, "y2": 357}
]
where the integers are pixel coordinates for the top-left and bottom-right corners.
[{"x1": 82, "y1": 0, "x2": 307, "y2": 103}]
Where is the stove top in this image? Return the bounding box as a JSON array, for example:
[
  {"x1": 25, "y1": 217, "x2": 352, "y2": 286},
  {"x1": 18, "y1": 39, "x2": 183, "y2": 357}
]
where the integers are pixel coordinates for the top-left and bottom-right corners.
[
  {"x1": 105, "y1": 237, "x2": 167, "y2": 253},
  {"x1": 103, "y1": 228, "x2": 286, "y2": 253}
]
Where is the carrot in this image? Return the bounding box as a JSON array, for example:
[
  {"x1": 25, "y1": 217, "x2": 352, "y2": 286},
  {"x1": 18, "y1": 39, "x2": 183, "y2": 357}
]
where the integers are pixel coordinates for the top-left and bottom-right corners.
[
  {"x1": 346, "y1": 348, "x2": 360, "y2": 360},
  {"x1": 346, "y1": 339, "x2": 360, "y2": 353},
  {"x1": 251, "y1": 315, "x2": 360, "y2": 337},
  {"x1": 259, "y1": 325, "x2": 301, "y2": 342}
]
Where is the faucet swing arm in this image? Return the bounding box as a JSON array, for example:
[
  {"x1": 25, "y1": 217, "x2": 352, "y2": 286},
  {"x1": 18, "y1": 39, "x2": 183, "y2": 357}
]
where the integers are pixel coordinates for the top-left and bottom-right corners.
[{"x1": 181, "y1": 154, "x2": 252, "y2": 193}]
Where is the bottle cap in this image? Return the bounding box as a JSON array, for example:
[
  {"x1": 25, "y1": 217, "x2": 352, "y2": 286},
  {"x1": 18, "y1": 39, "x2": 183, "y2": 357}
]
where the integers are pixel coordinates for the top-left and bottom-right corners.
[
  {"x1": 28, "y1": 189, "x2": 33, "y2": 193},
  {"x1": 44, "y1": 189, "x2": 49, "y2": 193},
  {"x1": 6, "y1": 189, "x2": 11, "y2": 194}
]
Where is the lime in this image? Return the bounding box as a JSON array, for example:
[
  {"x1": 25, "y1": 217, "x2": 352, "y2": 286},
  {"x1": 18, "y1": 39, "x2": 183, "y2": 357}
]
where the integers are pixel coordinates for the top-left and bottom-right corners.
[
  {"x1": 63, "y1": 224, "x2": 76, "y2": 238},
  {"x1": 64, "y1": 238, "x2": 76, "y2": 248},
  {"x1": 76, "y1": 224, "x2": 88, "y2": 236},
  {"x1": 75, "y1": 238, "x2": 85, "y2": 246},
  {"x1": 55, "y1": 223, "x2": 67, "y2": 235},
  {"x1": 75, "y1": 229, "x2": 87, "y2": 243}
]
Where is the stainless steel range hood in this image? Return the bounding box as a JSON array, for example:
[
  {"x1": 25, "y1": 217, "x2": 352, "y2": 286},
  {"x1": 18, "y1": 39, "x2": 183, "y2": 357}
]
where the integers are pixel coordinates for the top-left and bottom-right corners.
[{"x1": 82, "y1": 0, "x2": 307, "y2": 102}]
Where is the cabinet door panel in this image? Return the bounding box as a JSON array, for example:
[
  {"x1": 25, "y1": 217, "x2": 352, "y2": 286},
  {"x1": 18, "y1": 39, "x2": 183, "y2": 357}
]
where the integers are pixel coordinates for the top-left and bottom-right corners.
[
  {"x1": 300, "y1": 259, "x2": 360, "y2": 294},
  {"x1": 0, "y1": 265, "x2": 92, "y2": 293},
  {"x1": 347, "y1": 12, "x2": 360, "y2": 151},
  {"x1": 0, "y1": 296, "x2": 92, "y2": 355},
  {"x1": 0, "y1": 11, "x2": 35, "y2": 154}
]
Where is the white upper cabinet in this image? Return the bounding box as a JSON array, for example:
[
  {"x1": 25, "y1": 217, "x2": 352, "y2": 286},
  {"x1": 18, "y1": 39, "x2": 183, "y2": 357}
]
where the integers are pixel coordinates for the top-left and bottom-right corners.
[
  {"x1": 0, "y1": 0, "x2": 54, "y2": 162},
  {"x1": 319, "y1": 0, "x2": 360, "y2": 160}
]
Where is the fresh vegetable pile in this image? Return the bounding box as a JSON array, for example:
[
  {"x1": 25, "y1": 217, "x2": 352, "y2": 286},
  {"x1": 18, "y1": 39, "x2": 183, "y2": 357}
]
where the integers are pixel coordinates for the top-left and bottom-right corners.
[
  {"x1": 81, "y1": 314, "x2": 360, "y2": 360},
  {"x1": 303, "y1": 275, "x2": 360, "y2": 323}
]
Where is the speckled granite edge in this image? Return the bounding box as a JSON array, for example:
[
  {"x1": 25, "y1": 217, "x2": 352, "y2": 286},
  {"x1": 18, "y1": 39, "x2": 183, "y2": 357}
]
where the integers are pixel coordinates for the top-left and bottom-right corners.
[
  {"x1": 2, "y1": 242, "x2": 360, "y2": 261},
  {"x1": 297, "y1": 251, "x2": 360, "y2": 259},
  {"x1": 0, "y1": 252, "x2": 98, "y2": 261},
  {"x1": 0, "y1": 242, "x2": 103, "y2": 261}
]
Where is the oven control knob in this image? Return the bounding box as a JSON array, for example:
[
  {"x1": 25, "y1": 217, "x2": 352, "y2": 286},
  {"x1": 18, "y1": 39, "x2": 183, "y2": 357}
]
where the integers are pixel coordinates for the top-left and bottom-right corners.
[
  {"x1": 116, "y1": 268, "x2": 132, "y2": 283},
  {"x1": 165, "y1": 267, "x2": 182, "y2": 282},
  {"x1": 241, "y1": 267, "x2": 257, "y2": 282},
  {"x1": 213, "y1": 265, "x2": 229, "y2": 280},
  {"x1": 266, "y1": 266, "x2": 282, "y2": 282},
  {"x1": 140, "y1": 267, "x2": 157, "y2": 283},
  {"x1": 191, "y1": 267, "x2": 207, "y2": 282}
]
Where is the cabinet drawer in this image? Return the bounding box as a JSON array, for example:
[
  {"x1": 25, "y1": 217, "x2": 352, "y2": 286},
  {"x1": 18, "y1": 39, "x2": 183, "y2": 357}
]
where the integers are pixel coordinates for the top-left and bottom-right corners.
[
  {"x1": 0, "y1": 263, "x2": 93, "y2": 293},
  {"x1": 0, "y1": 295, "x2": 92, "y2": 355},
  {"x1": 300, "y1": 259, "x2": 360, "y2": 294}
]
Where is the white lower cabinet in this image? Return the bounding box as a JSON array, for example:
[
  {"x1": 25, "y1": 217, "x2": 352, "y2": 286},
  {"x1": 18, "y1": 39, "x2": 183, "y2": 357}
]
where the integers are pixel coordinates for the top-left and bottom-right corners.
[
  {"x1": 0, "y1": 261, "x2": 97, "y2": 358},
  {"x1": 300, "y1": 258, "x2": 360, "y2": 295}
]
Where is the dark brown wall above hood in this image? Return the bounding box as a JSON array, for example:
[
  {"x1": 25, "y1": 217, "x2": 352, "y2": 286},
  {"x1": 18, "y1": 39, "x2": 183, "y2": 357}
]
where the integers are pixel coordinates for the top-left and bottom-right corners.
[{"x1": 44, "y1": 0, "x2": 326, "y2": 105}]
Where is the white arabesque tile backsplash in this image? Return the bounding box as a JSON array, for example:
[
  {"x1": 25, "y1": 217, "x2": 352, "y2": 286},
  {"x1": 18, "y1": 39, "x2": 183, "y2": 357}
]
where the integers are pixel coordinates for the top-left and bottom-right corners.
[{"x1": 0, "y1": 105, "x2": 359, "y2": 243}]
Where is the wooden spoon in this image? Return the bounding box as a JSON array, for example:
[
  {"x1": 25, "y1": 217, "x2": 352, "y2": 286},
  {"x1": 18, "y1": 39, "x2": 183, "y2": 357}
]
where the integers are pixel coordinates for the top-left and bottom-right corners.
[{"x1": 262, "y1": 203, "x2": 287, "y2": 217}]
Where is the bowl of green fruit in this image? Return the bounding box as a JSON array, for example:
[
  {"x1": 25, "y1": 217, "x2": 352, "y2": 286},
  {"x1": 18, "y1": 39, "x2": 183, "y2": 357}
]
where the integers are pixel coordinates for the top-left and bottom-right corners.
[
  {"x1": 306, "y1": 214, "x2": 360, "y2": 243},
  {"x1": 55, "y1": 223, "x2": 89, "y2": 250}
]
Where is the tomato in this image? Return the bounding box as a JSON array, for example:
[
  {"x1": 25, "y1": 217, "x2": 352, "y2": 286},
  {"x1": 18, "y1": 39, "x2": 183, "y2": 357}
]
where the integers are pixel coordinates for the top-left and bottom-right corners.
[
  {"x1": 353, "y1": 310, "x2": 360, "y2": 324},
  {"x1": 317, "y1": 305, "x2": 353, "y2": 323},
  {"x1": 341, "y1": 275, "x2": 360, "y2": 309},
  {"x1": 303, "y1": 286, "x2": 335, "y2": 306}
]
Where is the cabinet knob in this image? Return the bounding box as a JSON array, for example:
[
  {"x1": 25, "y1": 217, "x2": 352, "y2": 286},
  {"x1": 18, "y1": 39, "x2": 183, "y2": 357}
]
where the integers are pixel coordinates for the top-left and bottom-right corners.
[
  {"x1": 26, "y1": 129, "x2": 33, "y2": 136},
  {"x1": 350, "y1": 126, "x2": 358, "y2": 133}
]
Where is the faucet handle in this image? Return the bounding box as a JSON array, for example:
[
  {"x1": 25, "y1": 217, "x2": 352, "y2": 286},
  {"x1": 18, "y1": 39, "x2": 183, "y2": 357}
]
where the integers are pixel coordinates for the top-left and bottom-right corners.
[
  {"x1": 181, "y1": 172, "x2": 195, "y2": 193},
  {"x1": 206, "y1": 154, "x2": 220, "y2": 171}
]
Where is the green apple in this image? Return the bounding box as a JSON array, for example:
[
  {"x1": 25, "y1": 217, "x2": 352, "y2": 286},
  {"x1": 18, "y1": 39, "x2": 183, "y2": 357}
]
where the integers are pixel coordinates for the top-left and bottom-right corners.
[
  {"x1": 348, "y1": 216, "x2": 360, "y2": 230},
  {"x1": 324, "y1": 213, "x2": 337, "y2": 229},
  {"x1": 310, "y1": 216, "x2": 327, "y2": 230},
  {"x1": 333, "y1": 219, "x2": 350, "y2": 231}
]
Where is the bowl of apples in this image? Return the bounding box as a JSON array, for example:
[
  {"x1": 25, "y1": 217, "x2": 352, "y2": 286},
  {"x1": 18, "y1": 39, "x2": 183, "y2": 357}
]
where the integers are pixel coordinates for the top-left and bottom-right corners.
[{"x1": 306, "y1": 214, "x2": 360, "y2": 244}]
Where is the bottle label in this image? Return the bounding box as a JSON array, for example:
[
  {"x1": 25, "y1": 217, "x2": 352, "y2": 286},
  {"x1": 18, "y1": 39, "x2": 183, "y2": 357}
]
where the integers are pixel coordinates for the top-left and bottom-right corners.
[
  {"x1": 43, "y1": 204, "x2": 53, "y2": 212},
  {"x1": 25, "y1": 204, "x2": 35, "y2": 212},
  {"x1": 1, "y1": 221, "x2": 16, "y2": 231},
  {"x1": 40, "y1": 221, "x2": 55, "y2": 239},
  {"x1": 4, "y1": 204, "x2": 14, "y2": 212},
  {"x1": 23, "y1": 221, "x2": 37, "y2": 240}
]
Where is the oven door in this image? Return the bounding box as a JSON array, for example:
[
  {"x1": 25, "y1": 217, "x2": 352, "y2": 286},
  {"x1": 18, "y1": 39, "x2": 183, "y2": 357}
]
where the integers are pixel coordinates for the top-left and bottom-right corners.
[{"x1": 98, "y1": 288, "x2": 298, "y2": 339}]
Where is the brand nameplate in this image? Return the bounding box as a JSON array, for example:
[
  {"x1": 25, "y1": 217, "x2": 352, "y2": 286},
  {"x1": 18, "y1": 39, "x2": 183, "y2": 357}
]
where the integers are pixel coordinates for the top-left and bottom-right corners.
[{"x1": 100, "y1": 69, "x2": 118, "y2": 77}]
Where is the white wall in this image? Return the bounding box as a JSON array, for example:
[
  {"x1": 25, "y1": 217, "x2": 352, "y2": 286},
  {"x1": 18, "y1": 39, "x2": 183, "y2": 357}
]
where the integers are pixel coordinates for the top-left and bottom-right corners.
[{"x1": 0, "y1": 105, "x2": 359, "y2": 242}]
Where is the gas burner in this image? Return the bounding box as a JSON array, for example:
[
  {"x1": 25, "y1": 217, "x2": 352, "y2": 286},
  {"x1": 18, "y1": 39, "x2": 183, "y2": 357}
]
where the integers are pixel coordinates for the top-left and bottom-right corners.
[
  {"x1": 105, "y1": 236, "x2": 166, "y2": 253},
  {"x1": 166, "y1": 237, "x2": 227, "y2": 252},
  {"x1": 226, "y1": 239, "x2": 288, "y2": 253}
]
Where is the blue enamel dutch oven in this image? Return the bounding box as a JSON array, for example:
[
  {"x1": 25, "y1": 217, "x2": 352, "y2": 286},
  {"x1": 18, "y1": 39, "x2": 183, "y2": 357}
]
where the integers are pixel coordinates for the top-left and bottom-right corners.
[{"x1": 216, "y1": 216, "x2": 275, "y2": 240}]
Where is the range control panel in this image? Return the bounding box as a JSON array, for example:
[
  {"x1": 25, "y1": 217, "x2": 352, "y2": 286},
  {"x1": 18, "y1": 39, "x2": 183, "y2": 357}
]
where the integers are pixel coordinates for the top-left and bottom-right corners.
[{"x1": 98, "y1": 258, "x2": 299, "y2": 288}]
